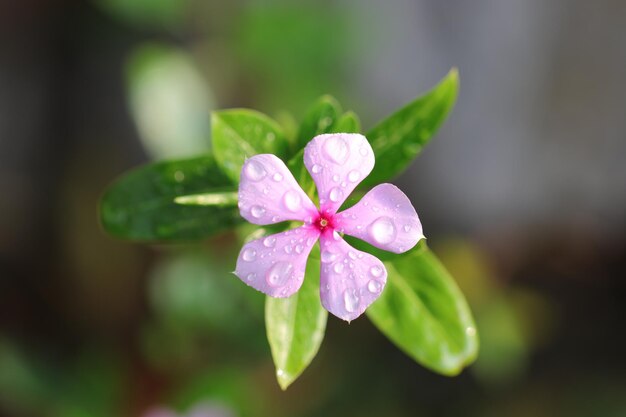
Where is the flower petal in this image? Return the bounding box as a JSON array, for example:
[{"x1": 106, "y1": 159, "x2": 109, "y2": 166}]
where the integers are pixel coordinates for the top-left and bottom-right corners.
[
  {"x1": 303, "y1": 133, "x2": 375, "y2": 214},
  {"x1": 234, "y1": 226, "x2": 320, "y2": 298},
  {"x1": 336, "y1": 184, "x2": 424, "y2": 253},
  {"x1": 318, "y1": 232, "x2": 387, "y2": 321},
  {"x1": 238, "y1": 154, "x2": 317, "y2": 225}
]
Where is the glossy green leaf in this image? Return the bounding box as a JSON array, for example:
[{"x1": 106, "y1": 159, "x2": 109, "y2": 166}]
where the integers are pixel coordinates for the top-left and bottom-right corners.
[
  {"x1": 265, "y1": 247, "x2": 327, "y2": 390},
  {"x1": 367, "y1": 241, "x2": 478, "y2": 375},
  {"x1": 296, "y1": 95, "x2": 342, "y2": 150},
  {"x1": 362, "y1": 68, "x2": 459, "y2": 187},
  {"x1": 100, "y1": 155, "x2": 241, "y2": 241},
  {"x1": 286, "y1": 149, "x2": 315, "y2": 202},
  {"x1": 211, "y1": 109, "x2": 288, "y2": 183},
  {"x1": 331, "y1": 111, "x2": 361, "y2": 133}
]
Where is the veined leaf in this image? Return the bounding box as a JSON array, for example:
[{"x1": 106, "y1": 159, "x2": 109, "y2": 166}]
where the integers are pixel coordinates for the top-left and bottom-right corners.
[
  {"x1": 367, "y1": 241, "x2": 478, "y2": 375},
  {"x1": 265, "y1": 247, "x2": 327, "y2": 390},
  {"x1": 100, "y1": 154, "x2": 241, "y2": 241},
  {"x1": 212, "y1": 109, "x2": 288, "y2": 183}
]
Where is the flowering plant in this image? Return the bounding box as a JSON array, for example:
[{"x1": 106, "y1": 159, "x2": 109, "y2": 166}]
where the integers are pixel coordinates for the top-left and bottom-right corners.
[{"x1": 100, "y1": 69, "x2": 478, "y2": 389}]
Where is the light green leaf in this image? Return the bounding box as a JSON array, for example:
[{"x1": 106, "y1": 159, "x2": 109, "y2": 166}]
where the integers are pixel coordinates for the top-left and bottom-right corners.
[
  {"x1": 367, "y1": 241, "x2": 478, "y2": 375},
  {"x1": 265, "y1": 247, "x2": 327, "y2": 390},
  {"x1": 100, "y1": 154, "x2": 241, "y2": 241},
  {"x1": 212, "y1": 109, "x2": 288, "y2": 183},
  {"x1": 296, "y1": 95, "x2": 342, "y2": 150},
  {"x1": 331, "y1": 111, "x2": 361, "y2": 133},
  {"x1": 362, "y1": 68, "x2": 459, "y2": 187}
]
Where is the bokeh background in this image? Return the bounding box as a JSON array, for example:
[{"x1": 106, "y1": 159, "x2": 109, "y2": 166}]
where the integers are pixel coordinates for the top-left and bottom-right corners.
[{"x1": 1, "y1": 0, "x2": 625, "y2": 416}]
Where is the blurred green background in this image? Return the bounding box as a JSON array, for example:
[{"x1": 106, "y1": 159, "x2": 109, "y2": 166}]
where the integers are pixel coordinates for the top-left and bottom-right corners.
[{"x1": 1, "y1": 0, "x2": 625, "y2": 416}]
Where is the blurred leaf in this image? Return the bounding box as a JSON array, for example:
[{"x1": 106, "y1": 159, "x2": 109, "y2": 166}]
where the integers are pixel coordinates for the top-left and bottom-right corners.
[
  {"x1": 332, "y1": 111, "x2": 361, "y2": 133},
  {"x1": 265, "y1": 247, "x2": 327, "y2": 390},
  {"x1": 287, "y1": 149, "x2": 316, "y2": 202},
  {"x1": 362, "y1": 68, "x2": 459, "y2": 187},
  {"x1": 126, "y1": 43, "x2": 213, "y2": 160},
  {"x1": 100, "y1": 155, "x2": 241, "y2": 241},
  {"x1": 296, "y1": 95, "x2": 342, "y2": 150},
  {"x1": 367, "y1": 241, "x2": 478, "y2": 376},
  {"x1": 212, "y1": 109, "x2": 288, "y2": 183},
  {"x1": 95, "y1": 0, "x2": 186, "y2": 29}
]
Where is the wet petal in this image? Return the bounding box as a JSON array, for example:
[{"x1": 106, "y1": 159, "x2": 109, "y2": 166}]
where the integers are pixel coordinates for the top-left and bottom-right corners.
[
  {"x1": 303, "y1": 133, "x2": 375, "y2": 214},
  {"x1": 234, "y1": 226, "x2": 320, "y2": 298},
  {"x1": 238, "y1": 154, "x2": 318, "y2": 225},
  {"x1": 336, "y1": 183, "x2": 424, "y2": 253},
  {"x1": 318, "y1": 232, "x2": 387, "y2": 321}
]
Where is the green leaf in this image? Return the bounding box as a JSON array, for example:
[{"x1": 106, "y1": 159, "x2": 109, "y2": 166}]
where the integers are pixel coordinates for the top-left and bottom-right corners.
[
  {"x1": 362, "y1": 68, "x2": 459, "y2": 187},
  {"x1": 211, "y1": 109, "x2": 288, "y2": 183},
  {"x1": 331, "y1": 111, "x2": 361, "y2": 133},
  {"x1": 265, "y1": 247, "x2": 327, "y2": 390},
  {"x1": 296, "y1": 95, "x2": 342, "y2": 150},
  {"x1": 286, "y1": 149, "x2": 316, "y2": 202},
  {"x1": 100, "y1": 154, "x2": 241, "y2": 241},
  {"x1": 366, "y1": 241, "x2": 478, "y2": 375}
]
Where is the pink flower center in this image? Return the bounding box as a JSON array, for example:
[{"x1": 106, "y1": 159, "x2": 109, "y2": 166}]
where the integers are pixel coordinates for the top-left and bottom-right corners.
[{"x1": 314, "y1": 211, "x2": 335, "y2": 233}]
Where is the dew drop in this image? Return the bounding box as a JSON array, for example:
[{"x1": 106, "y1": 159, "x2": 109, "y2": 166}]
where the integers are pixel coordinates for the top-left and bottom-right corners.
[
  {"x1": 348, "y1": 251, "x2": 357, "y2": 260},
  {"x1": 242, "y1": 248, "x2": 257, "y2": 262},
  {"x1": 250, "y1": 205, "x2": 265, "y2": 219},
  {"x1": 359, "y1": 147, "x2": 368, "y2": 157},
  {"x1": 284, "y1": 245, "x2": 293, "y2": 254},
  {"x1": 266, "y1": 262, "x2": 293, "y2": 287},
  {"x1": 311, "y1": 164, "x2": 322, "y2": 174},
  {"x1": 246, "y1": 273, "x2": 256, "y2": 282},
  {"x1": 348, "y1": 170, "x2": 360, "y2": 182},
  {"x1": 271, "y1": 215, "x2": 281, "y2": 222},
  {"x1": 332, "y1": 174, "x2": 340, "y2": 182},
  {"x1": 329, "y1": 187, "x2": 343, "y2": 203},
  {"x1": 368, "y1": 216, "x2": 397, "y2": 245},
  {"x1": 323, "y1": 136, "x2": 349, "y2": 165},
  {"x1": 282, "y1": 190, "x2": 301, "y2": 212},
  {"x1": 263, "y1": 187, "x2": 270, "y2": 195},
  {"x1": 343, "y1": 288, "x2": 359, "y2": 313},
  {"x1": 273, "y1": 172, "x2": 283, "y2": 182},
  {"x1": 244, "y1": 160, "x2": 266, "y2": 181},
  {"x1": 321, "y1": 251, "x2": 336, "y2": 263},
  {"x1": 333, "y1": 263, "x2": 345, "y2": 274},
  {"x1": 403, "y1": 224, "x2": 411, "y2": 232},
  {"x1": 295, "y1": 244, "x2": 304, "y2": 254},
  {"x1": 263, "y1": 236, "x2": 276, "y2": 248},
  {"x1": 332, "y1": 230, "x2": 341, "y2": 241},
  {"x1": 367, "y1": 280, "x2": 382, "y2": 293},
  {"x1": 370, "y1": 265, "x2": 383, "y2": 277},
  {"x1": 306, "y1": 237, "x2": 316, "y2": 246}
]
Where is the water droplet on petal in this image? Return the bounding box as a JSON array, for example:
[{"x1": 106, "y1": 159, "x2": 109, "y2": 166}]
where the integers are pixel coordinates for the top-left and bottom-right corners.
[
  {"x1": 306, "y1": 237, "x2": 316, "y2": 246},
  {"x1": 343, "y1": 288, "x2": 359, "y2": 313},
  {"x1": 266, "y1": 262, "x2": 293, "y2": 287},
  {"x1": 284, "y1": 245, "x2": 293, "y2": 254},
  {"x1": 367, "y1": 280, "x2": 382, "y2": 293},
  {"x1": 244, "y1": 160, "x2": 266, "y2": 181},
  {"x1": 332, "y1": 230, "x2": 341, "y2": 240},
  {"x1": 242, "y1": 248, "x2": 257, "y2": 261},
  {"x1": 368, "y1": 216, "x2": 397, "y2": 245},
  {"x1": 348, "y1": 251, "x2": 357, "y2": 260},
  {"x1": 263, "y1": 237, "x2": 276, "y2": 248},
  {"x1": 246, "y1": 273, "x2": 256, "y2": 282},
  {"x1": 263, "y1": 187, "x2": 270, "y2": 195},
  {"x1": 295, "y1": 244, "x2": 304, "y2": 254},
  {"x1": 332, "y1": 174, "x2": 340, "y2": 182},
  {"x1": 282, "y1": 190, "x2": 301, "y2": 212},
  {"x1": 370, "y1": 265, "x2": 383, "y2": 277},
  {"x1": 403, "y1": 224, "x2": 411, "y2": 232},
  {"x1": 333, "y1": 263, "x2": 344, "y2": 274},
  {"x1": 348, "y1": 170, "x2": 360, "y2": 182},
  {"x1": 321, "y1": 251, "x2": 336, "y2": 263},
  {"x1": 323, "y1": 136, "x2": 349, "y2": 165},
  {"x1": 272, "y1": 215, "x2": 281, "y2": 222},
  {"x1": 250, "y1": 205, "x2": 266, "y2": 219},
  {"x1": 312, "y1": 164, "x2": 322, "y2": 174},
  {"x1": 273, "y1": 172, "x2": 283, "y2": 182},
  {"x1": 359, "y1": 147, "x2": 368, "y2": 157},
  {"x1": 329, "y1": 187, "x2": 343, "y2": 203}
]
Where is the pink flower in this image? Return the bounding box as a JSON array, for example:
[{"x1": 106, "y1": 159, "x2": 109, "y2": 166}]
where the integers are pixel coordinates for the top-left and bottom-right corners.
[{"x1": 235, "y1": 133, "x2": 424, "y2": 321}]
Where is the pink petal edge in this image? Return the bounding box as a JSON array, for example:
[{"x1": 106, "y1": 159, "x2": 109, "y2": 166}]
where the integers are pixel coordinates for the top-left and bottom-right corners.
[
  {"x1": 336, "y1": 183, "x2": 424, "y2": 254},
  {"x1": 238, "y1": 154, "x2": 317, "y2": 225},
  {"x1": 234, "y1": 226, "x2": 320, "y2": 298},
  {"x1": 318, "y1": 232, "x2": 387, "y2": 321},
  {"x1": 303, "y1": 133, "x2": 375, "y2": 214}
]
